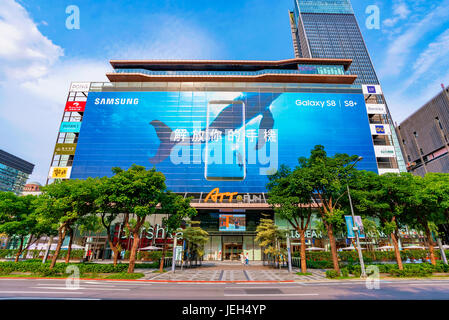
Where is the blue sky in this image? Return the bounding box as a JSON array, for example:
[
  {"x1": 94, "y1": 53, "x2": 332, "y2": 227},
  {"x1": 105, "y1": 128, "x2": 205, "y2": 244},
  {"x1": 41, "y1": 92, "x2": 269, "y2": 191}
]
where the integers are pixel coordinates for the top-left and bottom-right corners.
[{"x1": 1, "y1": 0, "x2": 449, "y2": 184}]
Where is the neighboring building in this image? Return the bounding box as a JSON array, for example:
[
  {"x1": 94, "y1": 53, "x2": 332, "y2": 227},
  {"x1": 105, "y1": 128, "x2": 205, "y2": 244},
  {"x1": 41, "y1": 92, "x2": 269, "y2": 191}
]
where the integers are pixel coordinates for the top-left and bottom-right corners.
[
  {"x1": 289, "y1": 0, "x2": 406, "y2": 174},
  {"x1": 397, "y1": 86, "x2": 449, "y2": 176},
  {"x1": 21, "y1": 182, "x2": 42, "y2": 196},
  {"x1": 0, "y1": 149, "x2": 34, "y2": 195},
  {"x1": 48, "y1": 57, "x2": 383, "y2": 260}
]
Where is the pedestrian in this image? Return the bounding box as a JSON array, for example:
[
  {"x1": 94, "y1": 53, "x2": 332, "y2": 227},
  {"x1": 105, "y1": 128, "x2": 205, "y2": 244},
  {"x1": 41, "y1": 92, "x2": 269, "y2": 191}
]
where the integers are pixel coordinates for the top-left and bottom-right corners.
[
  {"x1": 240, "y1": 252, "x2": 245, "y2": 265},
  {"x1": 245, "y1": 252, "x2": 249, "y2": 266}
]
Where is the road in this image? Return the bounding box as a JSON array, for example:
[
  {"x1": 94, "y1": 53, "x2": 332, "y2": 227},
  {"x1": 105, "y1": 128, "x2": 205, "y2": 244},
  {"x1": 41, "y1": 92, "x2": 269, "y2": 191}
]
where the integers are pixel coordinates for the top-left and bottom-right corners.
[{"x1": 0, "y1": 278, "x2": 449, "y2": 300}]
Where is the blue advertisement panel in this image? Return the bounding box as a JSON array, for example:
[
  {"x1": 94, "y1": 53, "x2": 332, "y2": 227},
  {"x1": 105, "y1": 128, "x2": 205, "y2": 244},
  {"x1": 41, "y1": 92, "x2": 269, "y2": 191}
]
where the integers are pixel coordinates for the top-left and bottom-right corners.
[
  {"x1": 60, "y1": 122, "x2": 82, "y2": 133},
  {"x1": 345, "y1": 216, "x2": 366, "y2": 239},
  {"x1": 219, "y1": 214, "x2": 246, "y2": 232},
  {"x1": 71, "y1": 91, "x2": 378, "y2": 192}
]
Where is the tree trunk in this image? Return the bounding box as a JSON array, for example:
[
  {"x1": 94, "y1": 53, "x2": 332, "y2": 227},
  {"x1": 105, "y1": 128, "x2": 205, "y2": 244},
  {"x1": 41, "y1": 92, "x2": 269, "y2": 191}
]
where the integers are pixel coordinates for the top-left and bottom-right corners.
[
  {"x1": 424, "y1": 223, "x2": 436, "y2": 265},
  {"x1": 159, "y1": 233, "x2": 169, "y2": 272},
  {"x1": 391, "y1": 232, "x2": 403, "y2": 270},
  {"x1": 105, "y1": 224, "x2": 119, "y2": 267},
  {"x1": 14, "y1": 236, "x2": 24, "y2": 263},
  {"x1": 65, "y1": 228, "x2": 74, "y2": 263},
  {"x1": 326, "y1": 223, "x2": 340, "y2": 272},
  {"x1": 50, "y1": 227, "x2": 67, "y2": 270},
  {"x1": 299, "y1": 229, "x2": 307, "y2": 273},
  {"x1": 127, "y1": 230, "x2": 140, "y2": 273}
]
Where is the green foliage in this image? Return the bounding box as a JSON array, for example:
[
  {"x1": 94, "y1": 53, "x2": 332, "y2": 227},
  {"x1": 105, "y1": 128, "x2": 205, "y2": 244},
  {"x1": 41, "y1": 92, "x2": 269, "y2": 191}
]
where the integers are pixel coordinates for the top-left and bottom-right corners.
[
  {"x1": 306, "y1": 260, "x2": 334, "y2": 269},
  {"x1": 0, "y1": 261, "x2": 129, "y2": 274},
  {"x1": 183, "y1": 222, "x2": 209, "y2": 260},
  {"x1": 340, "y1": 267, "x2": 349, "y2": 277},
  {"x1": 104, "y1": 273, "x2": 144, "y2": 279},
  {"x1": 325, "y1": 270, "x2": 340, "y2": 279},
  {"x1": 255, "y1": 219, "x2": 286, "y2": 259}
]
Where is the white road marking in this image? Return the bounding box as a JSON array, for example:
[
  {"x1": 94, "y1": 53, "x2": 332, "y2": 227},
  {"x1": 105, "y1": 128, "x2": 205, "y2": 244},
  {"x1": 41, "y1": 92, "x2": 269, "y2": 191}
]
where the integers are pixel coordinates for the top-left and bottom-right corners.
[
  {"x1": 0, "y1": 291, "x2": 84, "y2": 295},
  {"x1": 224, "y1": 293, "x2": 319, "y2": 297},
  {"x1": 33, "y1": 286, "x2": 130, "y2": 291}
]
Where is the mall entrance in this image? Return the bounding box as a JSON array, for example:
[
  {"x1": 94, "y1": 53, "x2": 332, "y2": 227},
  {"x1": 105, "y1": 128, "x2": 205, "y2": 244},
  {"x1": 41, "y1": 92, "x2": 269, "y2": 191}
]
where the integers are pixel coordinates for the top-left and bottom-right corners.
[{"x1": 223, "y1": 243, "x2": 243, "y2": 261}]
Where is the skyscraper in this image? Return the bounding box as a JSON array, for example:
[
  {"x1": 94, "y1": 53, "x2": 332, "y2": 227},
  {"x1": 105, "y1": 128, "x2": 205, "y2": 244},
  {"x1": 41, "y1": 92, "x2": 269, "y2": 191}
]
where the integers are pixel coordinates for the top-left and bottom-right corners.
[
  {"x1": 290, "y1": 0, "x2": 407, "y2": 173},
  {"x1": 0, "y1": 149, "x2": 34, "y2": 195}
]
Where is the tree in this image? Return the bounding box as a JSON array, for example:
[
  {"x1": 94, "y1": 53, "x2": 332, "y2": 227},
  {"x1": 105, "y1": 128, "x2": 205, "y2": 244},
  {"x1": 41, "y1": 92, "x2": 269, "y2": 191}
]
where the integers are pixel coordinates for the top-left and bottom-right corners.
[
  {"x1": 36, "y1": 178, "x2": 99, "y2": 269},
  {"x1": 97, "y1": 165, "x2": 166, "y2": 273},
  {"x1": 348, "y1": 171, "x2": 417, "y2": 270},
  {"x1": 404, "y1": 174, "x2": 445, "y2": 266},
  {"x1": 295, "y1": 145, "x2": 359, "y2": 272},
  {"x1": 158, "y1": 191, "x2": 197, "y2": 272},
  {"x1": 182, "y1": 221, "x2": 209, "y2": 266},
  {"x1": 255, "y1": 218, "x2": 286, "y2": 268},
  {"x1": 0, "y1": 193, "x2": 54, "y2": 262},
  {"x1": 267, "y1": 164, "x2": 314, "y2": 273}
]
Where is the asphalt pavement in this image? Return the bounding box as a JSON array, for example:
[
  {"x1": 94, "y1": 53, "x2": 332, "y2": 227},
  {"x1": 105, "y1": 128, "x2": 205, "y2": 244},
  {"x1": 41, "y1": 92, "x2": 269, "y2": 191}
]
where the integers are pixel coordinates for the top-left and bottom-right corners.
[{"x1": 1, "y1": 278, "x2": 449, "y2": 300}]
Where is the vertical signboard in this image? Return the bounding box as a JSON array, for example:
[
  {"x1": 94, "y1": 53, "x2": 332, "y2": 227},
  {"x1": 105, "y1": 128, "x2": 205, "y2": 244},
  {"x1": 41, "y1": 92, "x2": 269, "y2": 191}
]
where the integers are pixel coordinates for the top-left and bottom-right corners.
[{"x1": 345, "y1": 216, "x2": 365, "y2": 239}]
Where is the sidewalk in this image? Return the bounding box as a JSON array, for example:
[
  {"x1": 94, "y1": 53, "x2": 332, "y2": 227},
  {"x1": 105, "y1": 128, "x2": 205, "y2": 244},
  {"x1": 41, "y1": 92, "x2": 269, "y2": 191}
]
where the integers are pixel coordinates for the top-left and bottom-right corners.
[{"x1": 139, "y1": 261, "x2": 327, "y2": 282}]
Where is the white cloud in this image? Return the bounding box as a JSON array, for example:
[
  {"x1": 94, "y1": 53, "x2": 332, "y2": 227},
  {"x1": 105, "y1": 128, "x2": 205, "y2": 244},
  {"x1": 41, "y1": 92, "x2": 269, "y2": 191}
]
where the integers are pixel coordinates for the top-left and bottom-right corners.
[
  {"x1": 383, "y1": 1, "x2": 411, "y2": 27},
  {"x1": 400, "y1": 29, "x2": 449, "y2": 90},
  {"x1": 379, "y1": 0, "x2": 449, "y2": 77},
  {"x1": 0, "y1": 1, "x2": 108, "y2": 184},
  {"x1": 0, "y1": 1, "x2": 220, "y2": 185},
  {"x1": 0, "y1": 0, "x2": 63, "y2": 81},
  {"x1": 104, "y1": 14, "x2": 223, "y2": 60}
]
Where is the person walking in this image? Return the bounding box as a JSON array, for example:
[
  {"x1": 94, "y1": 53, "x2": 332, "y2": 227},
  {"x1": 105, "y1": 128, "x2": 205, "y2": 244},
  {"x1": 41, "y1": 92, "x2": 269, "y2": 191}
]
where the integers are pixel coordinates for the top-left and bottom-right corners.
[
  {"x1": 240, "y1": 252, "x2": 245, "y2": 265},
  {"x1": 245, "y1": 252, "x2": 249, "y2": 266}
]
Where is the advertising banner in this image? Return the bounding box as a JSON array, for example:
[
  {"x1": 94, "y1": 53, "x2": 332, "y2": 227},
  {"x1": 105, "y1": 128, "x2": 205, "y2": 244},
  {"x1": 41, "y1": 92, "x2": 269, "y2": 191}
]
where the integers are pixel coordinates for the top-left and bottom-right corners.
[
  {"x1": 54, "y1": 143, "x2": 77, "y2": 155},
  {"x1": 60, "y1": 122, "x2": 82, "y2": 133},
  {"x1": 70, "y1": 82, "x2": 90, "y2": 92},
  {"x1": 65, "y1": 101, "x2": 86, "y2": 112},
  {"x1": 345, "y1": 215, "x2": 366, "y2": 239},
  {"x1": 370, "y1": 124, "x2": 391, "y2": 136},
  {"x1": 366, "y1": 104, "x2": 386, "y2": 115},
  {"x1": 70, "y1": 91, "x2": 378, "y2": 192},
  {"x1": 219, "y1": 214, "x2": 246, "y2": 231},
  {"x1": 362, "y1": 84, "x2": 383, "y2": 95},
  {"x1": 378, "y1": 168, "x2": 400, "y2": 175},
  {"x1": 374, "y1": 145, "x2": 396, "y2": 158},
  {"x1": 48, "y1": 166, "x2": 72, "y2": 179}
]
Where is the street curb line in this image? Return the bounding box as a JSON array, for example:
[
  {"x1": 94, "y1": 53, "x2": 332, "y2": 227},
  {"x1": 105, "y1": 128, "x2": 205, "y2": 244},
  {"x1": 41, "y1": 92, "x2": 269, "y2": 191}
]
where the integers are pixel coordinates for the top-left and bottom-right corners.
[{"x1": 0, "y1": 276, "x2": 295, "y2": 284}]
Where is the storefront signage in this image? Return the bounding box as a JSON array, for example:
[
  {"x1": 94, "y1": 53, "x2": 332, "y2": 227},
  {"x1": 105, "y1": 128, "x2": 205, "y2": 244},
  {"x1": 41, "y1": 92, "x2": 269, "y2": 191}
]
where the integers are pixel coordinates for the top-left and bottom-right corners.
[
  {"x1": 60, "y1": 122, "x2": 82, "y2": 133},
  {"x1": 54, "y1": 143, "x2": 77, "y2": 155},
  {"x1": 204, "y1": 188, "x2": 238, "y2": 203},
  {"x1": 374, "y1": 145, "x2": 396, "y2": 158},
  {"x1": 65, "y1": 101, "x2": 86, "y2": 112},
  {"x1": 70, "y1": 82, "x2": 90, "y2": 92},
  {"x1": 366, "y1": 104, "x2": 386, "y2": 115},
  {"x1": 203, "y1": 188, "x2": 267, "y2": 203},
  {"x1": 362, "y1": 84, "x2": 383, "y2": 95},
  {"x1": 121, "y1": 224, "x2": 183, "y2": 240},
  {"x1": 378, "y1": 168, "x2": 400, "y2": 175},
  {"x1": 48, "y1": 166, "x2": 72, "y2": 179},
  {"x1": 370, "y1": 124, "x2": 391, "y2": 136},
  {"x1": 345, "y1": 216, "x2": 366, "y2": 239}
]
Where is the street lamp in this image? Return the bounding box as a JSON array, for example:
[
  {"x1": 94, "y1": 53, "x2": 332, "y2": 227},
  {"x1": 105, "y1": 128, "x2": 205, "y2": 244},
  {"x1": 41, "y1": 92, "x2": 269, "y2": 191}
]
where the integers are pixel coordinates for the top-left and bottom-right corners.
[{"x1": 346, "y1": 156, "x2": 367, "y2": 278}]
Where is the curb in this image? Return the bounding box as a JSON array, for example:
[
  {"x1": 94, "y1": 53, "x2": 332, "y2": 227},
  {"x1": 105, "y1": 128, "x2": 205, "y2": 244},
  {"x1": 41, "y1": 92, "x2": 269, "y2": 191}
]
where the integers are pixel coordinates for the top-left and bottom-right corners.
[{"x1": 0, "y1": 276, "x2": 295, "y2": 283}]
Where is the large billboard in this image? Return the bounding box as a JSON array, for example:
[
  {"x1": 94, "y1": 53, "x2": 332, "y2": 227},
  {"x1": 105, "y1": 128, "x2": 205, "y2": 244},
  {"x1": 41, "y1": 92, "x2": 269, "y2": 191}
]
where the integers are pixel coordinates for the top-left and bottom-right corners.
[{"x1": 70, "y1": 91, "x2": 378, "y2": 192}]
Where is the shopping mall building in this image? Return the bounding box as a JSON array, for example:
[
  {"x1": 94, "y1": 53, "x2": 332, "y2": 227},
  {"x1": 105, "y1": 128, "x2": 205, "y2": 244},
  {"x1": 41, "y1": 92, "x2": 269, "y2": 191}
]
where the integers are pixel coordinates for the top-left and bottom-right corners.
[
  {"x1": 45, "y1": 57, "x2": 411, "y2": 260},
  {"x1": 44, "y1": 0, "x2": 409, "y2": 261}
]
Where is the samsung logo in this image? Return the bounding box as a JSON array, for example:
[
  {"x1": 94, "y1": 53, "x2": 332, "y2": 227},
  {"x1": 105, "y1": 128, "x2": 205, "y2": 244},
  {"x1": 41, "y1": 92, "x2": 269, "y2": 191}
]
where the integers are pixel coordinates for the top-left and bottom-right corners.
[{"x1": 94, "y1": 98, "x2": 139, "y2": 105}]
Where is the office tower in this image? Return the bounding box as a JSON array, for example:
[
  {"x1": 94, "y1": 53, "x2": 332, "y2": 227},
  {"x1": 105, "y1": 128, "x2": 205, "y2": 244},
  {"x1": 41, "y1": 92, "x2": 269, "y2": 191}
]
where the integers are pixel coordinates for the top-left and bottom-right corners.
[{"x1": 290, "y1": 0, "x2": 407, "y2": 173}]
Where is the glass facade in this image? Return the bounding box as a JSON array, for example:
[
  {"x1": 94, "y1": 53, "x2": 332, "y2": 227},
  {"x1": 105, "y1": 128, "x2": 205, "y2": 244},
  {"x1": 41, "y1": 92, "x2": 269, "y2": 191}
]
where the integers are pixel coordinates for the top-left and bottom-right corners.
[
  {"x1": 115, "y1": 65, "x2": 346, "y2": 76},
  {"x1": 0, "y1": 150, "x2": 34, "y2": 195},
  {"x1": 70, "y1": 90, "x2": 378, "y2": 193},
  {"x1": 0, "y1": 163, "x2": 30, "y2": 194},
  {"x1": 295, "y1": 0, "x2": 354, "y2": 14},
  {"x1": 291, "y1": 0, "x2": 407, "y2": 172},
  {"x1": 299, "y1": 14, "x2": 379, "y2": 85}
]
